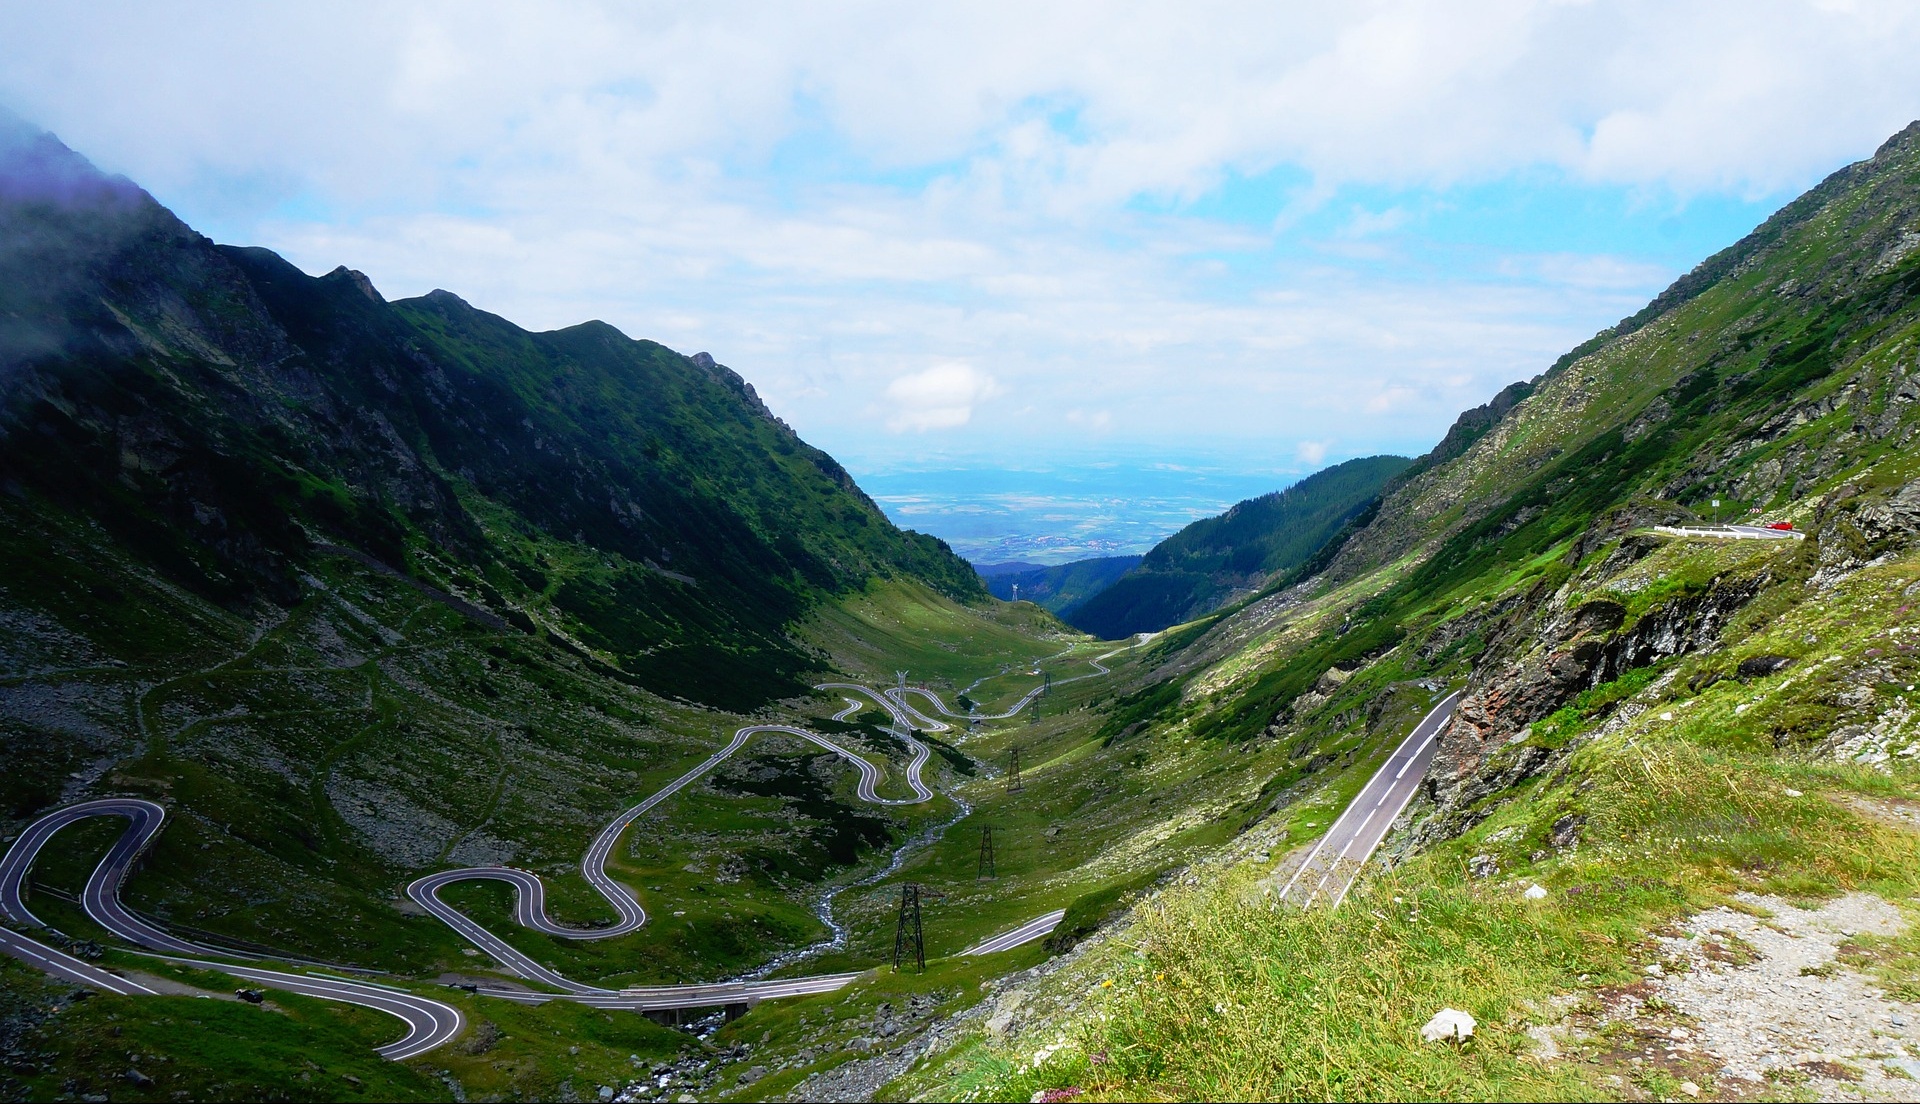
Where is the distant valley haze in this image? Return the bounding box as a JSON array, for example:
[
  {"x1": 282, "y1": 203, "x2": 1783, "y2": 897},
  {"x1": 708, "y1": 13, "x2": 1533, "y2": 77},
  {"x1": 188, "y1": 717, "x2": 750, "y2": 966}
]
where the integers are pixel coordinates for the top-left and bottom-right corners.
[{"x1": 7, "y1": 2, "x2": 1920, "y2": 557}]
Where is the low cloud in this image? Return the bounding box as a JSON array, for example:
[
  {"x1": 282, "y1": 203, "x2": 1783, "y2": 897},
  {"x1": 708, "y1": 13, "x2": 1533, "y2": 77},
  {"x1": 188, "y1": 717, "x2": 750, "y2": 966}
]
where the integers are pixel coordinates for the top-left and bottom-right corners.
[
  {"x1": 884, "y1": 363, "x2": 1002, "y2": 432},
  {"x1": 9, "y1": 3, "x2": 1917, "y2": 473},
  {"x1": 1296, "y1": 440, "x2": 1330, "y2": 466}
]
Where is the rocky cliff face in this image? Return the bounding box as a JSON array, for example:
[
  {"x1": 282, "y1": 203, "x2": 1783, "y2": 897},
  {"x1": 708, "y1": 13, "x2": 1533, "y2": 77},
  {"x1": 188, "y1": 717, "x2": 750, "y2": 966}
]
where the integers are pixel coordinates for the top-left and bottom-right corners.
[
  {"x1": 1410, "y1": 478, "x2": 1920, "y2": 848},
  {"x1": 1418, "y1": 548, "x2": 1780, "y2": 841}
]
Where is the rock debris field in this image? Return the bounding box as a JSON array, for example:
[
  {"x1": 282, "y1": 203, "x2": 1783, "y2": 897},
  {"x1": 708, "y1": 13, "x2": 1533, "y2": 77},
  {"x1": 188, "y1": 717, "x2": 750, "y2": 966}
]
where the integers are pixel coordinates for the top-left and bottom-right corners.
[{"x1": 1575, "y1": 891, "x2": 1920, "y2": 1100}]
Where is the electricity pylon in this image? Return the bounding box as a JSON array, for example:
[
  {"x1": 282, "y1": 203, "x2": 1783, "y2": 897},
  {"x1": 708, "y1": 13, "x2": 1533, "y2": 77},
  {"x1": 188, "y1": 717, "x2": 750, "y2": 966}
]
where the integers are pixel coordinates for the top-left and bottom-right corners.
[{"x1": 891, "y1": 883, "x2": 944, "y2": 972}]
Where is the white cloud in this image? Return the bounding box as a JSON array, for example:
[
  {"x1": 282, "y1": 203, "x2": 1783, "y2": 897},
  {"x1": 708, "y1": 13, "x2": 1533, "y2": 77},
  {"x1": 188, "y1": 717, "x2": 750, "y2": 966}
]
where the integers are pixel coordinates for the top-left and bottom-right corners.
[
  {"x1": 1365, "y1": 386, "x2": 1419, "y2": 414},
  {"x1": 883, "y1": 363, "x2": 1003, "y2": 432},
  {"x1": 3, "y1": 1, "x2": 1918, "y2": 474},
  {"x1": 1296, "y1": 440, "x2": 1330, "y2": 466}
]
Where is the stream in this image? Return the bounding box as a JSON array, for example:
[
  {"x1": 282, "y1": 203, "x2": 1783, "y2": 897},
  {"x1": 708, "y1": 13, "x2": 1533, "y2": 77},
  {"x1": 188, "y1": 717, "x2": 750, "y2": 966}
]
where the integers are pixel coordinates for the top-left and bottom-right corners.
[{"x1": 735, "y1": 764, "x2": 973, "y2": 980}]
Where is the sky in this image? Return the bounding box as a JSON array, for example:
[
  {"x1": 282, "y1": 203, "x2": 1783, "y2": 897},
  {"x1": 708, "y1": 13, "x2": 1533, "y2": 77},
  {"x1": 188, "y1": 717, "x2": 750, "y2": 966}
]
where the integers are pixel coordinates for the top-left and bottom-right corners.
[{"x1": 6, "y1": 2, "x2": 1920, "y2": 561}]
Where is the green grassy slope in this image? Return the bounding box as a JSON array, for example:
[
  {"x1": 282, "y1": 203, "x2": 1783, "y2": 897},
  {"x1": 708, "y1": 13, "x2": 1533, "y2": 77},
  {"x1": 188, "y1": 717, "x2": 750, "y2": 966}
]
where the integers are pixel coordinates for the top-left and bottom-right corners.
[
  {"x1": 11, "y1": 112, "x2": 1920, "y2": 1104},
  {"x1": 1066, "y1": 455, "x2": 1411, "y2": 639},
  {"x1": 890, "y1": 120, "x2": 1920, "y2": 1101}
]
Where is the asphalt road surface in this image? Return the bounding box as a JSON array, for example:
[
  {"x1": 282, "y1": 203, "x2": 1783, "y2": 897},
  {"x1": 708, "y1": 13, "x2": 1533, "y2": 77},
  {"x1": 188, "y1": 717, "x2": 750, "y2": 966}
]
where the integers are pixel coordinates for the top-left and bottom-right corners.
[
  {"x1": 0, "y1": 924, "x2": 157, "y2": 996},
  {"x1": 961, "y1": 908, "x2": 1066, "y2": 956},
  {"x1": 406, "y1": 713, "x2": 936, "y2": 997},
  {"x1": 1655, "y1": 523, "x2": 1805, "y2": 540},
  {"x1": 1277, "y1": 690, "x2": 1463, "y2": 909},
  {"x1": 894, "y1": 646, "x2": 1124, "y2": 724}
]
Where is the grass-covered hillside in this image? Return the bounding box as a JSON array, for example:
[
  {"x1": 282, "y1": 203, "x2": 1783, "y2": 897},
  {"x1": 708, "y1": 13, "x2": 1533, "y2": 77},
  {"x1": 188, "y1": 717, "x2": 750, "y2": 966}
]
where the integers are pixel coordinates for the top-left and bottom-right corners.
[
  {"x1": 1066, "y1": 455, "x2": 1410, "y2": 640},
  {"x1": 888, "y1": 120, "x2": 1920, "y2": 1101},
  {"x1": 0, "y1": 118, "x2": 1040, "y2": 1099}
]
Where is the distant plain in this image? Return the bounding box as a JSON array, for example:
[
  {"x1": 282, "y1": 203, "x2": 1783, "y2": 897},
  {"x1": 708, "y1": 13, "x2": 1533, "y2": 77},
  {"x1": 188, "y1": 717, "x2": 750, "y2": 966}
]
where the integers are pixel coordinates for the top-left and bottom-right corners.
[{"x1": 859, "y1": 459, "x2": 1307, "y2": 564}]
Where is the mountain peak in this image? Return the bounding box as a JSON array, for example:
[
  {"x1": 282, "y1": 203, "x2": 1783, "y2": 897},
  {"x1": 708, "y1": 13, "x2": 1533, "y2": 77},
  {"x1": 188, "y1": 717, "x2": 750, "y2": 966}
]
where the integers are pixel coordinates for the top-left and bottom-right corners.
[
  {"x1": 0, "y1": 110, "x2": 144, "y2": 211},
  {"x1": 323, "y1": 265, "x2": 383, "y2": 303},
  {"x1": 1874, "y1": 118, "x2": 1920, "y2": 161}
]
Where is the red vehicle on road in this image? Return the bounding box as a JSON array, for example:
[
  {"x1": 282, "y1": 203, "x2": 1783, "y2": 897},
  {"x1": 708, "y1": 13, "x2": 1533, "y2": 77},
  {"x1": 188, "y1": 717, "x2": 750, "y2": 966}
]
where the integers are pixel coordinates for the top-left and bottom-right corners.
[{"x1": 1765, "y1": 521, "x2": 1796, "y2": 531}]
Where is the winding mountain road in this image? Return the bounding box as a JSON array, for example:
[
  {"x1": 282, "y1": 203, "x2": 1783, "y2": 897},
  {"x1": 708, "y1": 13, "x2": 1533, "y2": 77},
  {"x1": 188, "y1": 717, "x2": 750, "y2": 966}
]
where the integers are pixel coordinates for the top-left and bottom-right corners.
[
  {"x1": 0, "y1": 673, "x2": 1082, "y2": 1058},
  {"x1": 406, "y1": 698, "x2": 941, "y2": 995},
  {"x1": 886, "y1": 646, "x2": 1124, "y2": 727},
  {"x1": 0, "y1": 798, "x2": 464, "y2": 1060}
]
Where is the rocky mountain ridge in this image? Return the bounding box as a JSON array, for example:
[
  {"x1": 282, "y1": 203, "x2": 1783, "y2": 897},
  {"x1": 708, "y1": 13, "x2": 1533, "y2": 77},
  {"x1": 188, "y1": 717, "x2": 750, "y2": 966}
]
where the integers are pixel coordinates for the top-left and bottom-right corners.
[{"x1": 0, "y1": 117, "x2": 980, "y2": 718}]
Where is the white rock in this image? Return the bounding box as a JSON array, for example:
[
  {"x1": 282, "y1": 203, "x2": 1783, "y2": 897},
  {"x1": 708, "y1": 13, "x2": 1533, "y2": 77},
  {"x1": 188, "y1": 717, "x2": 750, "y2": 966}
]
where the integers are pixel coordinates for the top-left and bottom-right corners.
[
  {"x1": 1784, "y1": 788, "x2": 1804, "y2": 797},
  {"x1": 1680, "y1": 1081, "x2": 1700, "y2": 1097},
  {"x1": 1421, "y1": 1008, "x2": 1476, "y2": 1043},
  {"x1": 1524, "y1": 884, "x2": 1548, "y2": 900},
  {"x1": 1660, "y1": 711, "x2": 1674, "y2": 721}
]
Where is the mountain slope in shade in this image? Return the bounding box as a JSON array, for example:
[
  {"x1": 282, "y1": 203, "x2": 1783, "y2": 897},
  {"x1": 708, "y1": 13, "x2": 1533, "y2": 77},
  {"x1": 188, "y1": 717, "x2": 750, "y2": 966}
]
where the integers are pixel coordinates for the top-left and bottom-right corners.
[
  {"x1": 1066, "y1": 454, "x2": 1411, "y2": 638},
  {"x1": 977, "y1": 554, "x2": 1142, "y2": 614},
  {"x1": 0, "y1": 116, "x2": 980, "y2": 717}
]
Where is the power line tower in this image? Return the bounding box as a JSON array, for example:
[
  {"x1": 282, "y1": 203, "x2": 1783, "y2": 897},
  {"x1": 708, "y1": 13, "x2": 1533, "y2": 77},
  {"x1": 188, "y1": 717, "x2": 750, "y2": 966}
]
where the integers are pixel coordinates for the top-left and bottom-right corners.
[
  {"x1": 891, "y1": 883, "x2": 944, "y2": 972},
  {"x1": 895, "y1": 669, "x2": 908, "y2": 688},
  {"x1": 1005, "y1": 747, "x2": 1023, "y2": 793},
  {"x1": 977, "y1": 826, "x2": 996, "y2": 879}
]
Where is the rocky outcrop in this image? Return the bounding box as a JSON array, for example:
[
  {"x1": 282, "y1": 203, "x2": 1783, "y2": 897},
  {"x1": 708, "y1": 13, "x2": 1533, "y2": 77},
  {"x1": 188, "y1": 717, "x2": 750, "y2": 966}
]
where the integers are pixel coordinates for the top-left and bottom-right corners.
[
  {"x1": 1417, "y1": 569, "x2": 1770, "y2": 840},
  {"x1": 1854, "y1": 477, "x2": 1920, "y2": 544},
  {"x1": 1806, "y1": 476, "x2": 1920, "y2": 587}
]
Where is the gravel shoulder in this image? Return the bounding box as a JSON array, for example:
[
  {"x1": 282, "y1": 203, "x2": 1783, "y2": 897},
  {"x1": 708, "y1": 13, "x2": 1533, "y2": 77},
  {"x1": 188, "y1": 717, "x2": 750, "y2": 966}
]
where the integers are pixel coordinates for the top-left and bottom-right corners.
[{"x1": 1542, "y1": 889, "x2": 1920, "y2": 1100}]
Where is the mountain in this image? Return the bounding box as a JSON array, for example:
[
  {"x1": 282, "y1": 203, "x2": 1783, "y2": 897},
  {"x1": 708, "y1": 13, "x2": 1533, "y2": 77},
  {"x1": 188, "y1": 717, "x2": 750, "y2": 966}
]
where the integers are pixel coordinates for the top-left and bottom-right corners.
[
  {"x1": 0, "y1": 116, "x2": 979, "y2": 730},
  {"x1": 975, "y1": 554, "x2": 1142, "y2": 614},
  {"x1": 902, "y1": 120, "x2": 1920, "y2": 1100},
  {"x1": 1065, "y1": 454, "x2": 1411, "y2": 638},
  {"x1": 0, "y1": 116, "x2": 1051, "y2": 1041}
]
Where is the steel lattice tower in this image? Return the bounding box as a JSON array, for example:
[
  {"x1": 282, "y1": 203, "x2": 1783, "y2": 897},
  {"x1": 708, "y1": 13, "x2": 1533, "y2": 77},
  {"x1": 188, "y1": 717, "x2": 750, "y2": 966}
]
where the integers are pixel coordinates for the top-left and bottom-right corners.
[{"x1": 891, "y1": 883, "x2": 942, "y2": 972}]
